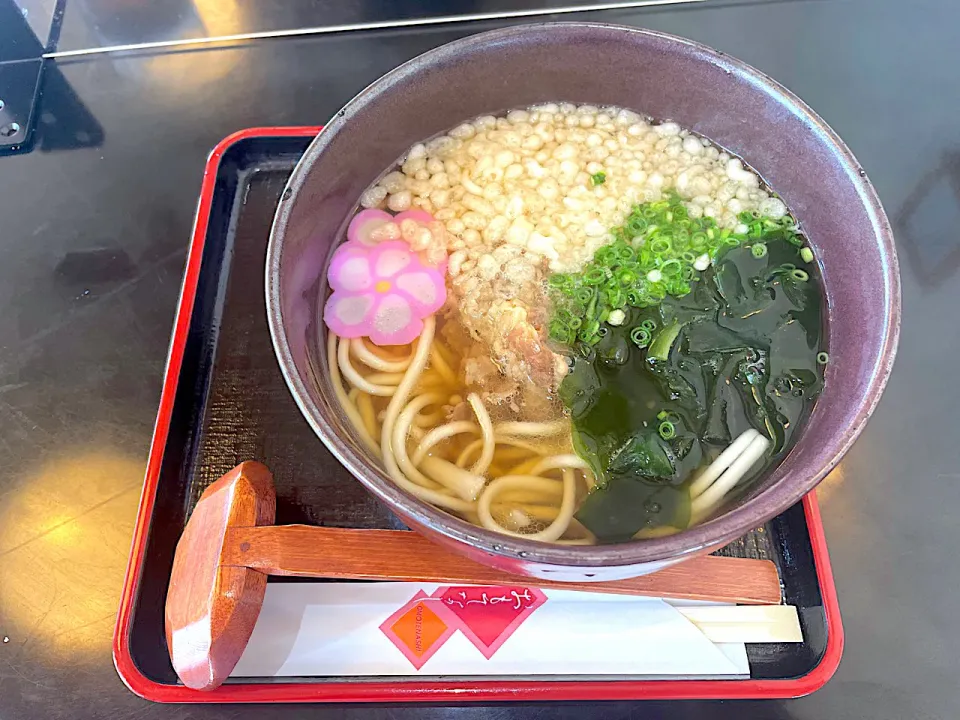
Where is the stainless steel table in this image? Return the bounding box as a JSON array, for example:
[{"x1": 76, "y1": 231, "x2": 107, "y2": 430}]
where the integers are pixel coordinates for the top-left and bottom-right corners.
[{"x1": 0, "y1": 1, "x2": 955, "y2": 717}]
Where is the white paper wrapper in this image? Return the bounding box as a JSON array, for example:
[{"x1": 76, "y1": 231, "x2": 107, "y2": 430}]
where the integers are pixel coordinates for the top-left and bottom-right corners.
[{"x1": 231, "y1": 582, "x2": 749, "y2": 678}]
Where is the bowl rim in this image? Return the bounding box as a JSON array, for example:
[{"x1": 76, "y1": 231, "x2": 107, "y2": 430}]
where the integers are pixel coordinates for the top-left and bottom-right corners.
[{"x1": 266, "y1": 21, "x2": 901, "y2": 567}]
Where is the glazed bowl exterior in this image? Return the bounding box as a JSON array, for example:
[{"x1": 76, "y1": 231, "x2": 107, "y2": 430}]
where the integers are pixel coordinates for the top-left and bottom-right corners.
[{"x1": 265, "y1": 23, "x2": 900, "y2": 581}]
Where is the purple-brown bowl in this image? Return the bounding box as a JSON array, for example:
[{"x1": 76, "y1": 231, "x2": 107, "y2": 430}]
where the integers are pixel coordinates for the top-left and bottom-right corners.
[{"x1": 265, "y1": 23, "x2": 900, "y2": 580}]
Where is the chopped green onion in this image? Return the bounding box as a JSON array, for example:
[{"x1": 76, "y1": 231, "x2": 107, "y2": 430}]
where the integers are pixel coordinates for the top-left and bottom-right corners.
[
  {"x1": 586, "y1": 292, "x2": 598, "y2": 318},
  {"x1": 617, "y1": 268, "x2": 638, "y2": 286},
  {"x1": 623, "y1": 288, "x2": 643, "y2": 306},
  {"x1": 630, "y1": 327, "x2": 652, "y2": 348},
  {"x1": 579, "y1": 320, "x2": 600, "y2": 342},
  {"x1": 591, "y1": 171, "x2": 607, "y2": 186},
  {"x1": 650, "y1": 238, "x2": 672, "y2": 254},
  {"x1": 546, "y1": 190, "x2": 810, "y2": 349},
  {"x1": 595, "y1": 245, "x2": 618, "y2": 263},
  {"x1": 800, "y1": 247, "x2": 814, "y2": 263},
  {"x1": 606, "y1": 287, "x2": 626, "y2": 309},
  {"x1": 658, "y1": 421, "x2": 676, "y2": 440},
  {"x1": 548, "y1": 321, "x2": 573, "y2": 344},
  {"x1": 791, "y1": 269, "x2": 809, "y2": 282},
  {"x1": 584, "y1": 267, "x2": 608, "y2": 285},
  {"x1": 660, "y1": 259, "x2": 682, "y2": 277},
  {"x1": 640, "y1": 319, "x2": 657, "y2": 332},
  {"x1": 575, "y1": 287, "x2": 594, "y2": 304},
  {"x1": 667, "y1": 279, "x2": 691, "y2": 296},
  {"x1": 548, "y1": 274, "x2": 569, "y2": 288},
  {"x1": 817, "y1": 351, "x2": 830, "y2": 365},
  {"x1": 648, "y1": 320, "x2": 682, "y2": 361}
]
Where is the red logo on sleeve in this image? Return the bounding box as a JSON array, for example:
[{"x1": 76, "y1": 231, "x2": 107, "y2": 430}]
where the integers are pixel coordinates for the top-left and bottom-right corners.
[{"x1": 433, "y1": 586, "x2": 547, "y2": 659}]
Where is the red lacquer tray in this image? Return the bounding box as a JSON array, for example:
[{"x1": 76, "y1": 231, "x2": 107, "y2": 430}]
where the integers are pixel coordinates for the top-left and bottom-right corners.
[{"x1": 113, "y1": 127, "x2": 843, "y2": 703}]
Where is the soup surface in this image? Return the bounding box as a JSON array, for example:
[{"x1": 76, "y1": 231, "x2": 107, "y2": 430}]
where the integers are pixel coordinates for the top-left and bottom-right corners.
[{"x1": 322, "y1": 103, "x2": 825, "y2": 544}]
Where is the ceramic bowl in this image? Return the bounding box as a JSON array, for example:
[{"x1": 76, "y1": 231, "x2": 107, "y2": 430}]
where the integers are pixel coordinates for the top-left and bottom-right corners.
[{"x1": 266, "y1": 23, "x2": 900, "y2": 580}]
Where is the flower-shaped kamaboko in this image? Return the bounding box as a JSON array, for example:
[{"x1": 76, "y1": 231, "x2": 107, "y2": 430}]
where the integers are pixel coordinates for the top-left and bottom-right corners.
[{"x1": 324, "y1": 235, "x2": 447, "y2": 346}]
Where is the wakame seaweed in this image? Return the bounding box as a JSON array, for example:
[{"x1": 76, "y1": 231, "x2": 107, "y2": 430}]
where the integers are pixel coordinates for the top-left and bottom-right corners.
[{"x1": 562, "y1": 238, "x2": 823, "y2": 542}]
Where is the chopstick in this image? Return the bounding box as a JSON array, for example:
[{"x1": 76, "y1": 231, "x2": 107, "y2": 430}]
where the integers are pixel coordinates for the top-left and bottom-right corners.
[{"x1": 675, "y1": 605, "x2": 803, "y2": 643}]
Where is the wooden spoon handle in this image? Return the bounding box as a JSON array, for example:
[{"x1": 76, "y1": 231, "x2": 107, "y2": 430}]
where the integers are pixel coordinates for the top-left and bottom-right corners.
[{"x1": 223, "y1": 525, "x2": 781, "y2": 605}]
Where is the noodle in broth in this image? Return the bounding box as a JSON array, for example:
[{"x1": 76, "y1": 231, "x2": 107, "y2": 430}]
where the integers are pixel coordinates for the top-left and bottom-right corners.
[
  {"x1": 329, "y1": 316, "x2": 597, "y2": 542},
  {"x1": 323, "y1": 103, "x2": 825, "y2": 544}
]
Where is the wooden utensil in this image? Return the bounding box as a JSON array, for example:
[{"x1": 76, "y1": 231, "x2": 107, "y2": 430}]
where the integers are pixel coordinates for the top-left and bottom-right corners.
[{"x1": 165, "y1": 461, "x2": 782, "y2": 691}]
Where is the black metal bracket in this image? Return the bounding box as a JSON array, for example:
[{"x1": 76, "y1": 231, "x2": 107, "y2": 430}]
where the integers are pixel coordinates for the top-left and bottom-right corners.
[
  {"x1": 0, "y1": 58, "x2": 43, "y2": 152},
  {"x1": 0, "y1": 0, "x2": 67, "y2": 154}
]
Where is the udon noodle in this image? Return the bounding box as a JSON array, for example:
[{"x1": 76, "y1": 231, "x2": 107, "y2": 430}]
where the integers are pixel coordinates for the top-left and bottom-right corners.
[{"x1": 329, "y1": 317, "x2": 597, "y2": 543}]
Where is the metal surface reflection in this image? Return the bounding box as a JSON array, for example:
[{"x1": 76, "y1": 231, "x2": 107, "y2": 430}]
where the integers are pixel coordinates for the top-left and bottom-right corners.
[
  {"x1": 128, "y1": 0, "x2": 248, "y2": 89},
  {"x1": 0, "y1": 449, "x2": 142, "y2": 657},
  {"x1": 896, "y1": 150, "x2": 960, "y2": 289},
  {"x1": 50, "y1": 0, "x2": 704, "y2": 58},
  {"x1": 813, "y1": 460, "x2": 845, "y2": 504}
]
